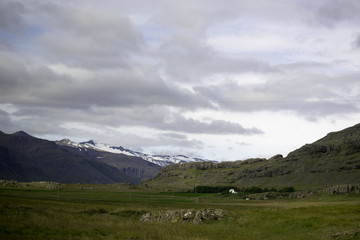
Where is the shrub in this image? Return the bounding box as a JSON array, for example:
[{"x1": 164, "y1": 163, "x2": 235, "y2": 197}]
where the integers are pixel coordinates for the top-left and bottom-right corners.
[
  {"x1": 82, "y1": 208, "x2": 108, "y2": 215},
  {"x1": 193, "y1": 186, "x2": 239, "y2": 193},
  {"x1": 110, "y1": 210, "x2": 147, "y2": 218},
  {"x1": 279, "y1": 186, "x2": 295, "y2": 193}
]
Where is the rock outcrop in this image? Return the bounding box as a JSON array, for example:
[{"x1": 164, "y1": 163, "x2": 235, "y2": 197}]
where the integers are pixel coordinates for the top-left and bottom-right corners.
[
  {"x1": 139, "y1": 208, "x2": 228, "y2": 224},
  {"x1": 325, "y1": 185, "x2": 360, "y2": 195}
]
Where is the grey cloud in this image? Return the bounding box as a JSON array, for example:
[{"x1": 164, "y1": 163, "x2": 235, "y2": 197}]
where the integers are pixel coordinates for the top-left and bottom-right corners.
[
  {"x1": 161, "y1": 132, "x2": 188, "y2": 140},
  {"x1": 0, "y1": 52, "x2": 33, "y2": 95},
  {"x1": 158, "y1": 35, "x2": 275, "y2": 83},
  {"x1": 0, "y1": 53, "x2": 72, "y2": 105},
  {"x1": 151, "y1": 0, "x2": 307, "y2": 32},
  {"x1": 7, "y1": 104, "x2": 263, "y2": 136},
  {"x1": 0, "y1": 109, "x2": 17, "y2": 133},
  {"x1": 0, "y1": 106, "x2": 72, "y2": 137},
  {"x1": 13, "y1": 118, "x2": 205, "y2": 151},
  {"x1": 2, "y1": 0, "x2": 359, "y2": 159},
  {"x1": 151, "y1": 114, "x2": 263, "y2": 135},
  {"x1": 9, "y1": 105, "x2": 168, "y2": 132},
  {"x1": 194, "y1": 69, "x2": 360, "y2": 117},
  {"x1": 354, "y1": 34, "x2": 360, "y2": 49},
  {"x1": 0, "y1": 1, "x2": 27, "y2": 50},
  {"x1": 0, "y1": 38, "x2": 13, "y2": 50},
  {"x1": 150, "y1": 0, "x2": 240, "y2": 33},
  {"x1": 117, "y1": 134, "x2": 205, "y2": 152},
  {"x1": 0, "y1": 51, "x2": 213, "y2": 110},
  {"x1": 0, "y1": 111, "x2": 204, "y2": 151},
  {"x1": 15, "y1": 1, "x2": 146, "y2": 69},
  {"x1": 0, "y1": 1, "x2": 26, "y2": 32},
  {"x1": 315, "y1": 0, "x2": 360, "y2": 27}
]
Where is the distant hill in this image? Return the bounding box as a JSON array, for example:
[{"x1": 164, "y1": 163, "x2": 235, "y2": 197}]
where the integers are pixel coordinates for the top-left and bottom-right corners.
[
  {"x1": 144, "y1": 123, "x2": 360, "y2": 190},
  {"x1": 0, "y1": 131, "x2": 160, "y2": 184}
]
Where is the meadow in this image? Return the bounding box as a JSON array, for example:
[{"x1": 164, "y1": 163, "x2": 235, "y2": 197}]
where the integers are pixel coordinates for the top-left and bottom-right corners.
[{"x1": 0, "y1": 182, "x2": 359, "y2": 240}]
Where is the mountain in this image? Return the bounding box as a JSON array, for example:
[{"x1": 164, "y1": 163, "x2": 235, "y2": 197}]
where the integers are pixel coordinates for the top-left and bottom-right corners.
[
  {"x1": 144, "y1": 123, "x2": 360, "y2": 191},
  {"x1": 4, "y1": 123, "x2": 359, "y2": 188},
  {"x1": 55, "y1": 139, "x2": 161, "y2": 181},
  {"x1": 55, "y1": 139, "x2": 214, "y2": 167},
  {"x1": 0, "y1": 131, "x2": 159, "y2": 184}
]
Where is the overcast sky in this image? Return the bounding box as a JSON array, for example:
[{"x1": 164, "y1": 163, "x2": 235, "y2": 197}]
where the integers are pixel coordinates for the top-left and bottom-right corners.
[{"x1": 1, "y1": 0, "x2": 360, "y2": 161}]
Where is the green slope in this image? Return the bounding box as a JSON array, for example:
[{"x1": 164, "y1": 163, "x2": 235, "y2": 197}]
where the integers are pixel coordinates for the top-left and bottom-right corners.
[{"x1": 144, "y1": 123, "x2": 360, "y2": 191}]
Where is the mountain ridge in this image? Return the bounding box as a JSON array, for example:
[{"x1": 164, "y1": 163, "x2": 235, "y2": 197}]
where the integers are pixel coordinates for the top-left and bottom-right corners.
[
  {"x1": 2, "y1": 123, "x2": 360, "y2": 188},
  {"x1": 55, "y1": 138, "x2": 214, "y2": 167}
]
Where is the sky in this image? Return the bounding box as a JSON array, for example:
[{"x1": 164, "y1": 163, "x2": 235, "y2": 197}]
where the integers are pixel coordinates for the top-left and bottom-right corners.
[{"x1": 0, "y1": 0, "x2": 360, "y2": 161}]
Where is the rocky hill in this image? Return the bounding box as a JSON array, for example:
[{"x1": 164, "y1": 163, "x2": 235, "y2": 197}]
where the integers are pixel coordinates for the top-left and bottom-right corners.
[{"x1": 144, "y1": 123, "x2": 360, "y2": 190}]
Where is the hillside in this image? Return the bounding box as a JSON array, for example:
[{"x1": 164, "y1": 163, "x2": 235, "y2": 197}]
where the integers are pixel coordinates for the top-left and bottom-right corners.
[
  {"x1": 144, "y1": 123, "x2": 360, "y2": 190},
  {"x1": 0, "y1": 131, "x2": 159, "y2": 184}
]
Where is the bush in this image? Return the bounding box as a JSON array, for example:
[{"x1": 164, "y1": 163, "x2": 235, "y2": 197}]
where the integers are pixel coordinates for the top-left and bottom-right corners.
[
  {"x1": 279, "y1": 186, "x2": 295, "y2": 193},
  {"x1": 193, "y1": 186, "x2": 239, "y2": 193},
  {"x1": 82, "y1": 208, "x2": 108, "y2": 215},
  {"x1": 110, "y1": 210, "x2": 147, "y2": 218},
  {"x1": 243, "y1": 186, "x2": 264, "y2": 194}
]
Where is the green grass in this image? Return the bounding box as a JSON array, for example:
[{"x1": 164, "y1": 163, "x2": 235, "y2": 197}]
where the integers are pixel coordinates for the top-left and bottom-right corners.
[{"x1": 0, "y1": 183, "x2": 360, "y2": 240}]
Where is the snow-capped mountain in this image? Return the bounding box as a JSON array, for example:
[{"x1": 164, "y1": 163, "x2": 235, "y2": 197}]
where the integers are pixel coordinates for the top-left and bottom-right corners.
[{"x1": 55, "y1": 139, "x2": 215, "y2": 167}]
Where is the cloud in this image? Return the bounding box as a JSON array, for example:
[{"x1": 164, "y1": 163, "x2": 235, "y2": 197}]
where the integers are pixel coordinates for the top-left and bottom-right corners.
[
  {"x1": 59, "y1": 125, "x2": 206, "y2": 152},
  {"x1": 0, "y1": 1, "x2": 26, "y2": 32},
  {"x1": 354, "y1": 34, "x2": 360, "y2": 49},
  {"x1": 1, "y1": 102, "x2": 263, "y2": 138},
  {"x1": 161, "y1": 132, "x2": 188, "y2": 140},
  {"x1": 193, "y1": 60, "x2": 360, "y2": 118},
  {"x1": 0, "y1": 1, "x2": 27, "y2": 50},
  {"x1": 314, "y1": 0, "x2": 360, "y2": 28},
  {"x1": 1, "y1": 0, "x2": 360, "y2": 159},
  {"x1": 152, "y1": 114, "x2": 263, "y2": 135},
  {"x1": 22, "y1": 1, "x2": 145, "y2": 69},
  {"x1": 0, "y1": 109, "x2": 16, "y2": 133},
  {"x1": 157, "y1": 34, "x2": 275, "y2": 83},
  {"x1": 0, "y1": 49, "x2": 213, "y2": 111}
]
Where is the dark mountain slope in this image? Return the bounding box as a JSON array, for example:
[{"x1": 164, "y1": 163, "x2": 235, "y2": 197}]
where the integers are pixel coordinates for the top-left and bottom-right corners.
[
  {"x1": 0, "y1": 145, "x2": 48, "y2": 182},
  {"x1": 0, "y1": 131, "x2": 139, "y2": 184},
  {"x1": 144, "y1": 123, "x2": 360, "y2": 190}
]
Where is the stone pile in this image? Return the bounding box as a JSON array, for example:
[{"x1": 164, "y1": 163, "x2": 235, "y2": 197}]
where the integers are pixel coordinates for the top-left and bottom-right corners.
[{"x1": 140, "y1": 208, "x2": 228, "y2": 224}]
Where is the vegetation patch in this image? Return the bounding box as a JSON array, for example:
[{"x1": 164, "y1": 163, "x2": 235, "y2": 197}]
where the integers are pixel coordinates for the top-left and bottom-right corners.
[
  {"x1": 81, "y1": 208, "x2": 109, "y2": 215},
  {"x1": 193, "y1": 185, "x2": 295, "y2": 194},
  {"x1": 110, "y1": 209, "x2": 147, "y2": 218}
]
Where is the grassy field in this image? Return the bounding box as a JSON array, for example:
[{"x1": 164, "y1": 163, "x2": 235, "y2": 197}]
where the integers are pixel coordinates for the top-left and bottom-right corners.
[{"x1": 0, "y1": 182, "x2": 360, "y2": 240}]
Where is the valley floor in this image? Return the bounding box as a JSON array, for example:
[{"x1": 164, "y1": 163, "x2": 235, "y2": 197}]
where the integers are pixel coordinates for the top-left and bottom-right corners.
[{"x1": 0, "y1": 182, "x2": 360, "y2": 240}]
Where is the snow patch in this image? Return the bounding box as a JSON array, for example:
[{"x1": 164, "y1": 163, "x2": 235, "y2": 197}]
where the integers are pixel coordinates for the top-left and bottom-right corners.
[{"x1": 56, "y1": 139, "x2": 215, "y2": 167}]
